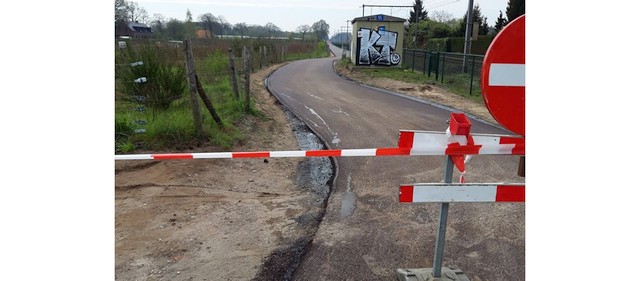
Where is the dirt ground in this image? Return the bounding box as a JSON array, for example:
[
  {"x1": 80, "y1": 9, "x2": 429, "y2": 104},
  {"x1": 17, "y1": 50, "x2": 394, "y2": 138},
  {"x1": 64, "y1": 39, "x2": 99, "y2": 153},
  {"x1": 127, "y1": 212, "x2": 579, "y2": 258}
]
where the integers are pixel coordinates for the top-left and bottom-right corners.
[{"x1": 115, "y1": 59, "x2": 498, "y2": 281}]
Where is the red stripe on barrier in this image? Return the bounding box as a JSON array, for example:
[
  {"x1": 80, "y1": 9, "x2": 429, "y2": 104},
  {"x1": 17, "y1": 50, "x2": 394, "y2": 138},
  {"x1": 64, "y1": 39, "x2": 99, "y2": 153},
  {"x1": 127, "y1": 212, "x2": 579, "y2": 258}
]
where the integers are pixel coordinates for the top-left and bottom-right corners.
[
  {"x1": 500, "y1": 137, "x2": 525, "y2": 155},
  {"x1": 375, "y1": 147, "x2": 411, "y2": 156},
  {"x1": 445, "y1": 144, "x2": 482, "y2": 155},
  {"x1": 306, "y1": 150, "x2": 342, "y2": 157},
  {"x1": 399, "y1": 185, "x2": 414, "y2": 203},
  {"x1": 152, "y1": 154, "x2": 193, "y2": 160},
  {"x1": 398, "y1": 131, "x2": 415, "y2": 148},
  {"x1": 232, "y1": 152, "x2": 270, "y2": 158},
  {"x1": 495, "y1": 185, "x2": 525, "y2": 202}
]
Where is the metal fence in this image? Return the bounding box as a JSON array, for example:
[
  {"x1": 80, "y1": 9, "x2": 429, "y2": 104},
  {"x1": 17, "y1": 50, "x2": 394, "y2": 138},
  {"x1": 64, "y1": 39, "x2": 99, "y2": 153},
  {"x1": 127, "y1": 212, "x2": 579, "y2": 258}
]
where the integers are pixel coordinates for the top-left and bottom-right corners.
[{"x1": 402, "y1": 49, "x2": 484, "y2": 96}]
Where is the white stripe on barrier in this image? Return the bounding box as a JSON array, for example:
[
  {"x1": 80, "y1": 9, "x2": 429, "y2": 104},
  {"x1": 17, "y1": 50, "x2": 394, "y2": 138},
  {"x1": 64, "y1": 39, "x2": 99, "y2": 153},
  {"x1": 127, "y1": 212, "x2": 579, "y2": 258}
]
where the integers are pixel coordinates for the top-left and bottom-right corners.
[
  {"x1": 413, "y1": 185, "x2": 498, "y2": 202},
  {"x1": 114, "y1": 131, "x2": 524, "y2": 160},
  {"x1": 409, "y1": 131, "x2": 451, "y2": 156},
  {"x1": 342, "y1": 149, "x2": 377, "y2": 156},
  {"x1": 192, "y1": 152, "x2": 233, "y2": 159},
  {"x1": 488, "y1": 63, "x2": 525, "y2": 87},
  {"x1": 115, "y1": 154, "x2": 153, "y2": 160},
  {"x1": 271, "y1": 151, "x2": 306, "y2": 157},
  {"x1": 399, "y1": 183, "x2": 525, "y2": 203}
]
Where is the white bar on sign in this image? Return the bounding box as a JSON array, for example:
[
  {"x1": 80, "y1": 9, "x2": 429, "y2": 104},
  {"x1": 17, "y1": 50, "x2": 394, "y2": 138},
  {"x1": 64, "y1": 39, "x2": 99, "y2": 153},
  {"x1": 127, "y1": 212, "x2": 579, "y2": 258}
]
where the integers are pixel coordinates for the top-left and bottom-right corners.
[
  {"x1": 271, "y1": 151, "x2": 306, "y2": 157},
  {"x1": 341, "y1": 149, "x2": 377, "y2": 156},
  {"x1": 412, "y1": 185, "x2": 498, "y2": 202},
  {"x1": 489, "y1": 63, "x2": 525, "y2": 87}
]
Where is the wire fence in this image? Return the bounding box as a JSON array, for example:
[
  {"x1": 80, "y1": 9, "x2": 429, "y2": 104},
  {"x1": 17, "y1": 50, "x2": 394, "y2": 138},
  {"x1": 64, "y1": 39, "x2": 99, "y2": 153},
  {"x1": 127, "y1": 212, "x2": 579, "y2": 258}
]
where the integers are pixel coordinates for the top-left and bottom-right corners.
[
  {"x1": 114, "y1": 38, "x2": 330, "y2": 149},
  {"x1": 402, "y1": 49, "x2": 485, "y2": 96}
]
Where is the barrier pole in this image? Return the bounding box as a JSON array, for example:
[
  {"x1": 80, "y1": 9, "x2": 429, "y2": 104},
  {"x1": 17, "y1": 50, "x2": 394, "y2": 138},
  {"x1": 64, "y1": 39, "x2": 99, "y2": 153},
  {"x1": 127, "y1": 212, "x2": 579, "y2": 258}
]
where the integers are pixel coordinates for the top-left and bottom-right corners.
[{"x1": 433, "y1": 155, "x2": 454, "y2": 277}]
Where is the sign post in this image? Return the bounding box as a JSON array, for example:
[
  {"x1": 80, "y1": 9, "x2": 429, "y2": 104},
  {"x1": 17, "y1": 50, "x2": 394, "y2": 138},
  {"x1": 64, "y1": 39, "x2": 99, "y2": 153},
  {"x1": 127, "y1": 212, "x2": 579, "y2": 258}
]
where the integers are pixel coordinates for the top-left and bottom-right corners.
[{"x1": 433, "y1": 156, "x2": 454, "y2": 277}]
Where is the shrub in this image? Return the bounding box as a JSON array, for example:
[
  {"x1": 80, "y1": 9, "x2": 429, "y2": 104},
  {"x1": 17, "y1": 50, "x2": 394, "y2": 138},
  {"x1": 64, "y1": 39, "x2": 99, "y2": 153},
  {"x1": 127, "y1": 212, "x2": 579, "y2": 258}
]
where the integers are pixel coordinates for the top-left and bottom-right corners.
[{"x1": 117, "y1": 43, "x2": 187, "y2": 111}]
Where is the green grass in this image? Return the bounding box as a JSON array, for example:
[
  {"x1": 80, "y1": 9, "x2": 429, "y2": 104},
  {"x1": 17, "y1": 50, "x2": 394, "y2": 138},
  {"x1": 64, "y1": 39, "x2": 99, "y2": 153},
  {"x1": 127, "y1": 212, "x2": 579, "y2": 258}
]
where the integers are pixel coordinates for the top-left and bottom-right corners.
[
  {"x1": 285, "y1": 41, "x2": 329, "y2": 61},
  {"x1": 115, "y1": 47, "x2": 266, "y2": 153},
  {"x1": 340, "y1": 58, "x2": 484, "y2": 103},
  {"x1": 115, "y1": 40, "x2": 333, "y2": 154}
]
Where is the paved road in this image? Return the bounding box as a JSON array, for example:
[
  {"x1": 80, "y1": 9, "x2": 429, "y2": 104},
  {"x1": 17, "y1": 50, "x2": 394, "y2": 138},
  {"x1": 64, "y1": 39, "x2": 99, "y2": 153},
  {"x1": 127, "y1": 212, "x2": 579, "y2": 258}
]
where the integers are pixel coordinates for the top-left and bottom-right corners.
[{"x1": 267, "y1": 44, "x2": 525, "y2": 281}]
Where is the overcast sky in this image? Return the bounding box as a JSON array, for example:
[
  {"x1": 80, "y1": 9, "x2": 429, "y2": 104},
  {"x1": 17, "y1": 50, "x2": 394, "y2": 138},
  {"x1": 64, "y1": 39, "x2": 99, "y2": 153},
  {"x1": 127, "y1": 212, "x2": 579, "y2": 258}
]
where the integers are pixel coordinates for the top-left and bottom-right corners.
[{"x1": 134, "y1": 0, "x2": 510, "y2": 33}]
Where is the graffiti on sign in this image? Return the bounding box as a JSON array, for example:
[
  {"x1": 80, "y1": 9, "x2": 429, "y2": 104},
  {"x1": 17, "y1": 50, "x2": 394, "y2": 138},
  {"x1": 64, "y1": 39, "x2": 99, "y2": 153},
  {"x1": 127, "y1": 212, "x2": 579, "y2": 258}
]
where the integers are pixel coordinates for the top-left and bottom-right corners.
[{"x1": 357, "y1": 27, "x2": 401, "y2": 66}]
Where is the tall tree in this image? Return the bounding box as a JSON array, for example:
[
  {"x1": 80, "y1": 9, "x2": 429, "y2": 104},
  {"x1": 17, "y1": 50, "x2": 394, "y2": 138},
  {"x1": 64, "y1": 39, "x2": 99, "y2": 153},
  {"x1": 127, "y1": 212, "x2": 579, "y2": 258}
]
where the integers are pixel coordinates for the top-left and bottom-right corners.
[
  {"x1": 456, "y1": 4, "x2": 489, "y2": 36},
  {"x1": 311, "y1": 20, "x2": 330, "y2": 41},
  {"x1": 184, "y1": 9, "x2": 196, "y2": 39},
  {"x1": 198, "y1": 13, "x2": 217, "y2": 39},
  {"x1": 234, "y1": 22, "x2": 247, "y2": 38},
  {"x1": 265, "y1": 22, "x2": 281, "y2": 38},
  {"x1": 165, "y1": 18, "x2": 186, "y2": 40},
  {"x1": 409, "y1": 0, "x2": 428, "y2": 23},
  {"x1": 150, "y1": 14, "x2": 167, "y2": 38},
  {"x1": 494, "y1": 10, "x2": 508, "y2": 32},
  {"x1": 125, "y1": 1, "x2": 148, "y2": 23},
  {"x1": 296, "y1": 24, "x2": 311, "y2": 40},
  {"x1": 115, "y1": 0, "x2": 128, "y2": 22},
  {"x1": 506, "y1": 0, "x2": 525, "y2": 22}
]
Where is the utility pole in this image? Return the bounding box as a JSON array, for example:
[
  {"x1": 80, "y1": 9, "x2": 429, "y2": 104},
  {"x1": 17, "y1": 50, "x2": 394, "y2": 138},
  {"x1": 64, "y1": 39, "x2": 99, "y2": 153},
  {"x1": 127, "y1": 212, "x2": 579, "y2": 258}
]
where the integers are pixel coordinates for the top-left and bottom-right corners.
[{"x1": 462, "y1": 0, "x2": 474, "y2": 72}]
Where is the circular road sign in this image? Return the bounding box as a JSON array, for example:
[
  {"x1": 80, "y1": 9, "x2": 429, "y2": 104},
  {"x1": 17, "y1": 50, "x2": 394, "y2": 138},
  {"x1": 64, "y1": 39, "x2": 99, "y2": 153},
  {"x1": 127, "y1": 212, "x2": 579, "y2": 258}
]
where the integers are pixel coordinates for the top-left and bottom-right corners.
[{"x1": 481, "y1": 14, "x2": 525, "y2": 136}]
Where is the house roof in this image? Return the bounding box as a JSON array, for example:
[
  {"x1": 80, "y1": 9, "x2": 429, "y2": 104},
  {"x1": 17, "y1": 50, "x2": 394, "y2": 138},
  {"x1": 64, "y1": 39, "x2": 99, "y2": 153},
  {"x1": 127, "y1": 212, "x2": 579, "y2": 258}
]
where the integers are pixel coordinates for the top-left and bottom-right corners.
[
  {"x1": 127, "y1": 21, "x2": 152, "y2": 33},
  {"x1": 351, "y1": 14, "x2": 407, "y2": 24},
  {"x1": 127, "y1": 21, "x2": 150, "y2": 28}
]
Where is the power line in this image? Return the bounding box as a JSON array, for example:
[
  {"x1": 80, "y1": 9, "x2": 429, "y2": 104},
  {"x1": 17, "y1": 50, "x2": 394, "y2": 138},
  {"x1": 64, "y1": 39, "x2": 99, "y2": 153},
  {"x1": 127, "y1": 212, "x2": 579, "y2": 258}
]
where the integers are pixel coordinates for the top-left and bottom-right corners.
[{"x1": 426, "y1": 0, "x2": 462, "y2": 10}]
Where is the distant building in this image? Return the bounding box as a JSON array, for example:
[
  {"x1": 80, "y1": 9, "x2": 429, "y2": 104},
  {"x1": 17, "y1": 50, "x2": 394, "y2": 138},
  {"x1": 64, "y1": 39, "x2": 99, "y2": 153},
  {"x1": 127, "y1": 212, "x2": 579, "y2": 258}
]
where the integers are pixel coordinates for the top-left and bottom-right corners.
[
  {"x1": 351, "y1": 14, "x2": 407, "y2": 67},
  {"x1": 196, "y1": 29, "x2": 211, "y2": 39},
  {"x1": 115, "y1": 20, "x2": 153, "y2": 39}
]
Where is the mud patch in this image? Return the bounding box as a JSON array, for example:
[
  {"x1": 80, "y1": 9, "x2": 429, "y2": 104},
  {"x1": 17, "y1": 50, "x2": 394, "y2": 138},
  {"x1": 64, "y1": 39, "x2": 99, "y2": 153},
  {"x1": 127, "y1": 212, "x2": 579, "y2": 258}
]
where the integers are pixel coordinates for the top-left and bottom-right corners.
[
  {"x1": 251, "y1": 237, "x2": 312, "y2": 281},
  {"x1": 252, "y1": 77, "x2": 336, "y2": 280}
]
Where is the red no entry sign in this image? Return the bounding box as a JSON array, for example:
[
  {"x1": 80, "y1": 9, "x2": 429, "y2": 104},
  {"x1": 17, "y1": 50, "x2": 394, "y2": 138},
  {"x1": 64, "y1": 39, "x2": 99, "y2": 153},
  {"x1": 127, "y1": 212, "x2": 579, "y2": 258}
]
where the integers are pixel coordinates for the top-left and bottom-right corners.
[{"x1": 481, "y1": 15, "x2": 525, "y2": 136}]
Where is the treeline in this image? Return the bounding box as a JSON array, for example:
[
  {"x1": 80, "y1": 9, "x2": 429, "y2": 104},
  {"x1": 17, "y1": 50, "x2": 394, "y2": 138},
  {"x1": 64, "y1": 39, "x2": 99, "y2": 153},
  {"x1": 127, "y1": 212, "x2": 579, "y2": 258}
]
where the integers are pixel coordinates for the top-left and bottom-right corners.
[
  {"x1": 114, "y1": 0, "x2": 330, "y2": 41},
  {"x1": 407, "y1": 0, "x2": 525, "y2": 49}
]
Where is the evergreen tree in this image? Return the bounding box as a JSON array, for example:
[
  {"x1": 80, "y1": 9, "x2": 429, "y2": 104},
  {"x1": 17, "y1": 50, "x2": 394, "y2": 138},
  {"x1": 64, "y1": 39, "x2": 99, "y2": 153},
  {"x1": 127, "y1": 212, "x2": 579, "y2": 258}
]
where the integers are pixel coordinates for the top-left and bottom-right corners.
[
  {"x1": 409, "y1": 0, "x2": 428, "y2": 23},
  {"x1": 506, "y1": 0, "x2": 525, "y2": 22},
  {"x1": 457, "y1": 4, "x2": 489, "y2": 36},
  {"x1": 495, "y1": 10, "x2": 508, "y2": 32},
  {"x1": 184, "y1": 9, "x2": 196, "y2": 39}
]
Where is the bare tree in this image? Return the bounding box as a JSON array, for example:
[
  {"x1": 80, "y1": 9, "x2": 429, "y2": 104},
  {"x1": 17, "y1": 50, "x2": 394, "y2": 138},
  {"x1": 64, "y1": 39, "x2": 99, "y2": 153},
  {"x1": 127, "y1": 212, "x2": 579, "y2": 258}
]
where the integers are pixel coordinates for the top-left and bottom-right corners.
[
  {"x1": 296, "y1": 24, "x2": 311, "y2": 40},
  {"x1": 265, "y1": 22, "x2": 281, "y2": 38},
  {"x1": 150, "y1": 13, "x2": 167, "y2": 37},
  {"x1": 234, "y1": 22, "x2": 247, "y2": 38},
  {"x1": 115, "y1": 0, "x2": 128, "y2": 22},
  {"x1": 198, "y1": 13, "x2": 217, "y2": 39},
  {"x1": 125, "y1": 1, "x2": 148, "y2": 23},
  {"x1": 431, "y1": 10, "x2": 454, "y2": 23},
  {"x1": 311, "y1": 20, "x2": 330, "y2": 41}
]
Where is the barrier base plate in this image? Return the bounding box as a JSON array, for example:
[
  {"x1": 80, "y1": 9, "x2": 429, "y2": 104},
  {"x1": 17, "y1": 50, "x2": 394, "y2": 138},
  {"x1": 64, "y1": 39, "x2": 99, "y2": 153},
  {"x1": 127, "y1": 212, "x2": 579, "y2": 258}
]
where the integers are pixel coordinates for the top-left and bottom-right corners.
[{"x1": 396, "y1": 267, "x2": 470, "y2": 281}]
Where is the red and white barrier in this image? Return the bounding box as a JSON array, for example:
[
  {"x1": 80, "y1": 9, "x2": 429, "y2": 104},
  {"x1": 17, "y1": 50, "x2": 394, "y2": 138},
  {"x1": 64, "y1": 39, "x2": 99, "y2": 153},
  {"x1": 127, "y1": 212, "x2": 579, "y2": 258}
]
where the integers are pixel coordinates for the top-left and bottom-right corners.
[
  {"x1": 399, "y1": 183, "x2": 525, "y2": 203},
  {"x1": 114, "y1": 130, "x2": 524, "y2": 161}
]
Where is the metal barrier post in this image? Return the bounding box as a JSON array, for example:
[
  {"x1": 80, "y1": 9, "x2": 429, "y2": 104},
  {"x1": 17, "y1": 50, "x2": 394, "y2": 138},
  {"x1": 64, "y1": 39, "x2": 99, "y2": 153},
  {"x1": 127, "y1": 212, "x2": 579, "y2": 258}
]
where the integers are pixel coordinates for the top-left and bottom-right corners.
[
  {"x1": 423, "y1": 50, "x2": 428, "y2": 75},
  {"x1": 433, "y1": 156, "x2": 454, "y2": 277},
  {"x1": 440, "y1": 53, "x2": 446, "y2": 84},
  {"x1": 412, "y1": 50, "x2": 416, "y2": 72}
]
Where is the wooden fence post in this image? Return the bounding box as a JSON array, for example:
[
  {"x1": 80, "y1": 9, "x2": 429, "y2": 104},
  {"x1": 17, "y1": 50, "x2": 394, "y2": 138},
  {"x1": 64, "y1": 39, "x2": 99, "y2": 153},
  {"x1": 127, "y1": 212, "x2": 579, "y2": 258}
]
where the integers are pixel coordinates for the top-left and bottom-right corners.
[
  {"x1": 228, "y1": 48, "x2": 240, "y2": 99},
  {"x1": 195, "y1": 74, "x2": 224, "y2": 127},
  {"x1": 183, "y1": 39, "x2": 204, "y2": 136},
  {"x1": 259, "y1": 45, "x2": 264, "y2": 69},
  {"x1": 243, "y1": 46, "x2": 251, "y2": 113}
]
